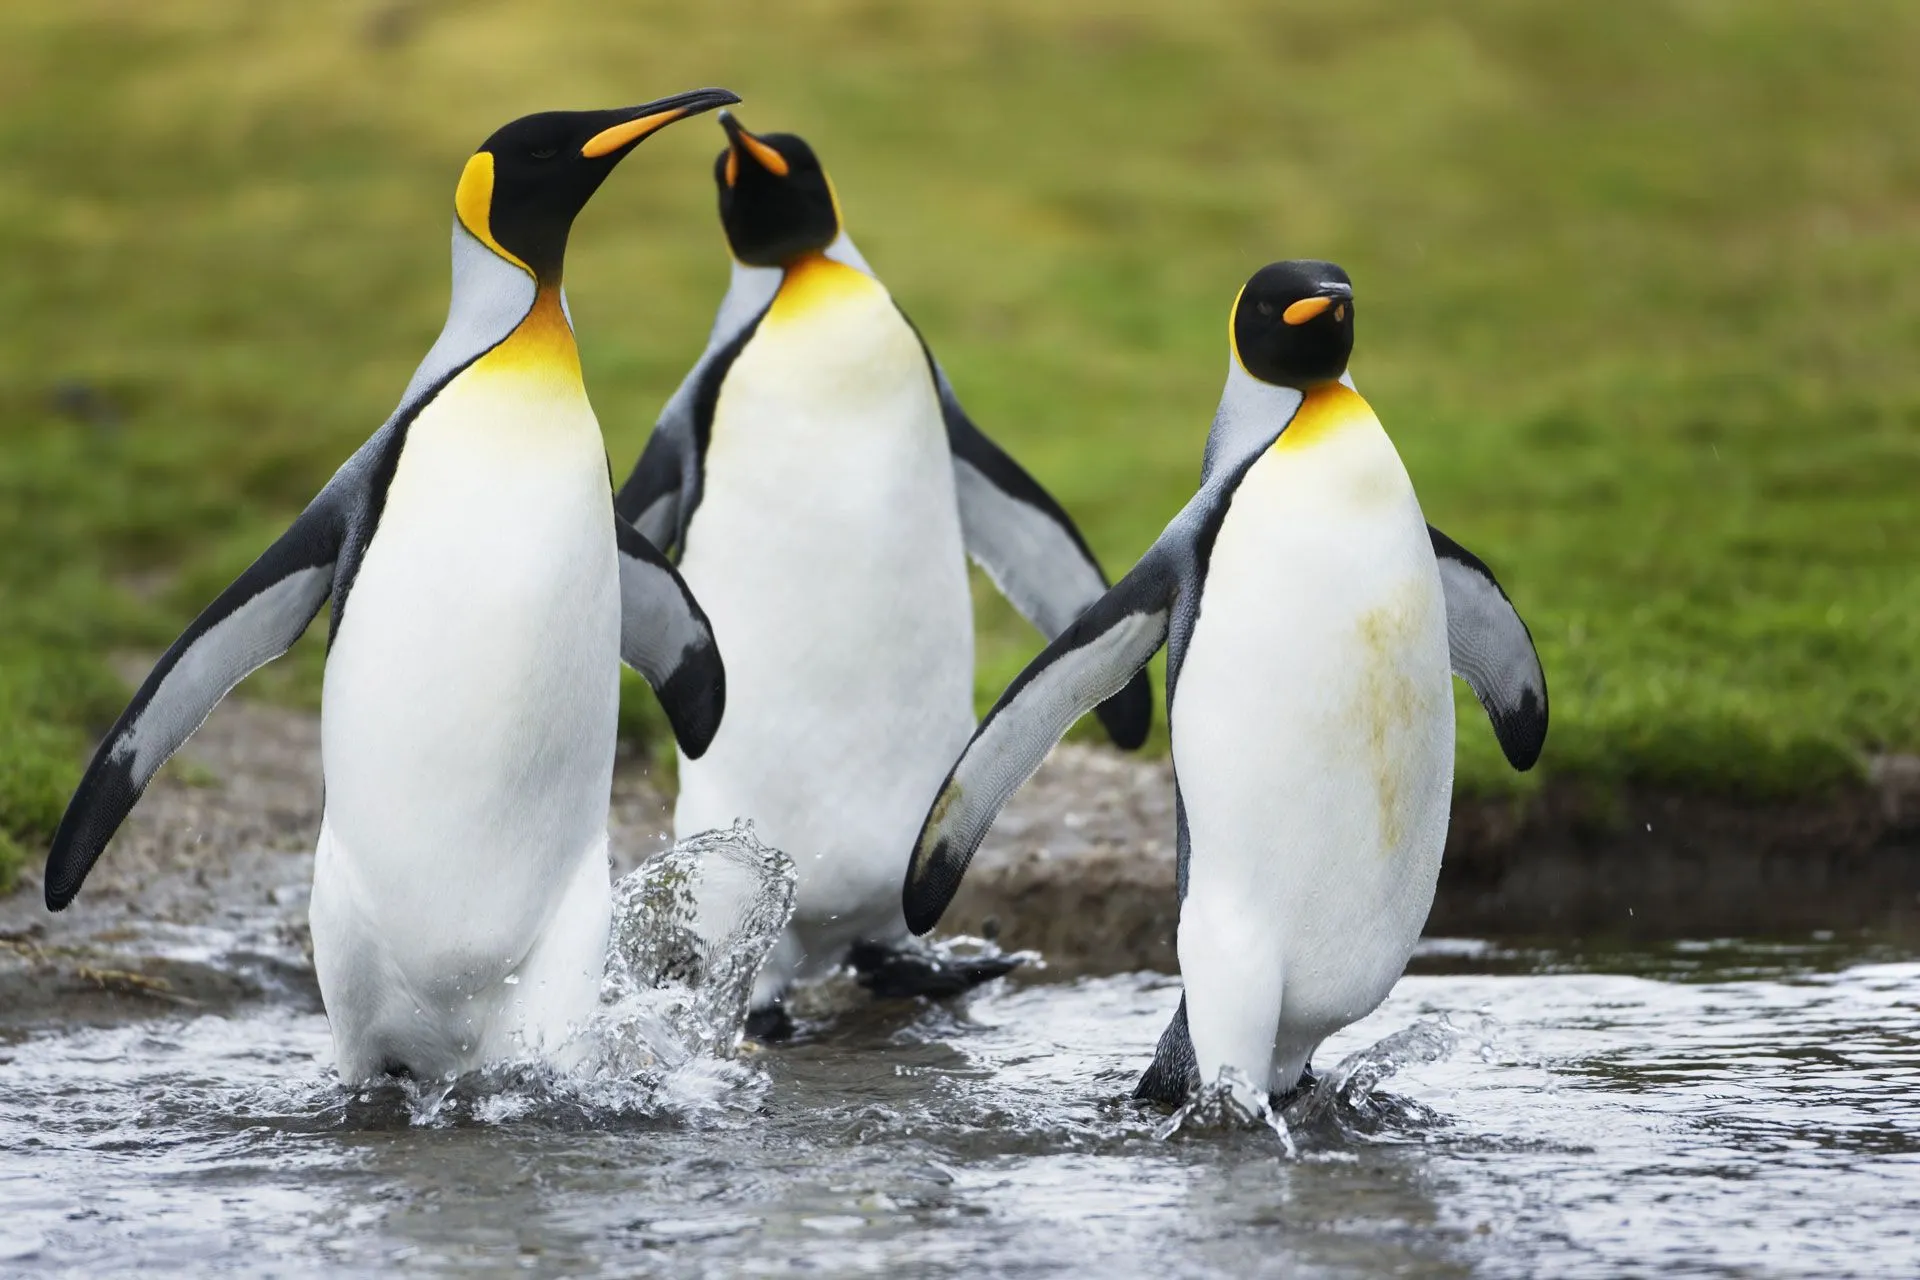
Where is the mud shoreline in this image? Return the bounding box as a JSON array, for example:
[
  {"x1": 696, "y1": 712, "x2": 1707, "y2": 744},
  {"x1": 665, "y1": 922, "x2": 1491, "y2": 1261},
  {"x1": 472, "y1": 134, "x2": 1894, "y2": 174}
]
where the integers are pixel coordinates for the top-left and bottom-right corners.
[{"x1": 3, "y1": 702, "x2": 1916, "y2": 1010}]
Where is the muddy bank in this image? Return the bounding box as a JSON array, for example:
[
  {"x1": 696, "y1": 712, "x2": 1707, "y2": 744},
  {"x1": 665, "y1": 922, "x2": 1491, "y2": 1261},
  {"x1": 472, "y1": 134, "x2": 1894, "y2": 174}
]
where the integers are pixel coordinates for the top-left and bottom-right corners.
[
  {"x1": 0, "y1": 702, "x2": 677, "y2": 1030},
  {"x1": 947, "y1": 750, "x2": 1920, "y2": 973},
  {"x1": 3, "y1": 703, "x2": 1917, "y2": 1006}
]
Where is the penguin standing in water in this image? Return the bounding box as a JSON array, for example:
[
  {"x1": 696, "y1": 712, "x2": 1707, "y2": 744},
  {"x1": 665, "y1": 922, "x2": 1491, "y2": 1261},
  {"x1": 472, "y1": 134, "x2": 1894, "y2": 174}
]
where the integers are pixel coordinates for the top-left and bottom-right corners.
[
  {"x1": 616, "y1": 114, "x2": 1152, "y2": 1028},
  {"x1": 903, "y1": 261, "x2": 1548, "y2": 1108},
  {"x1": 43, "y1": 89, "x2": 739, "y2": 1084}
]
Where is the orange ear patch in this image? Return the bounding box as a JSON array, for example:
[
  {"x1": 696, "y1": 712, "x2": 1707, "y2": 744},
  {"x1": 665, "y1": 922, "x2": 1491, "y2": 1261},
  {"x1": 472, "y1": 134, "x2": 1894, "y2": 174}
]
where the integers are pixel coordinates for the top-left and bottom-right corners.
[{"x1": 454, "y1": 152, "x2": 532, "y2": 275}]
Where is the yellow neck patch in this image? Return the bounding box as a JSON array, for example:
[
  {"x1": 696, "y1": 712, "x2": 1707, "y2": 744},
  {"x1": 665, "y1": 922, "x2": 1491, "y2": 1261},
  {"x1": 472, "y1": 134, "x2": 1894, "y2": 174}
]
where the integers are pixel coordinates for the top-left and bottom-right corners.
[
  {"x1": 1227, "y1": 283, "x2": 1249, "y2": 371},
  {"x1": 764, "y1": 252, "x2": 882, "y2": 325},
  {"x1": 471, "y1": 286, "x2": 582, "y2": 389},
  {"x1": 454, "y1": 152, "x2": 532, "y2": 276},
  {"x1": 1274, "y1": 381, "x2": 1373, "y2": 452}
]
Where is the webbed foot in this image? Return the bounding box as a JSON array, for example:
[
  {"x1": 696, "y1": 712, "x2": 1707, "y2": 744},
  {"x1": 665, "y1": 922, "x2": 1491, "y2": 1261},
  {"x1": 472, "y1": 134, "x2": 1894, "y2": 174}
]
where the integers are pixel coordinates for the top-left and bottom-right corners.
[{"x1": 846, "y1": 940, "x2": 1021, "y2": 999}]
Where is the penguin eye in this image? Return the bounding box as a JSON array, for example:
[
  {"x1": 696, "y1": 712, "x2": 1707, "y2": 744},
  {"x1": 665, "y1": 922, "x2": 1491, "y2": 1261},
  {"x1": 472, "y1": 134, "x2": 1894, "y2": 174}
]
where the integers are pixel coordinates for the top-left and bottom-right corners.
[
  {"x1": 529, "y1": 145, "x2": 560, "y2": 161},
  {"x1": 1256, "y1": 300, "x2": 1275, "y2": 318}
]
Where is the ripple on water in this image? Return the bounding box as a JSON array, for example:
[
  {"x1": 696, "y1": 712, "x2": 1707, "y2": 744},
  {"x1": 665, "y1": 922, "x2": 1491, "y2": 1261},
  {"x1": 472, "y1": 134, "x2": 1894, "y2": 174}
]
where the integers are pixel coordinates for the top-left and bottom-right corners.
[{"x1": 2, "y1": 941, "x2": 1918, "y2": 1276}]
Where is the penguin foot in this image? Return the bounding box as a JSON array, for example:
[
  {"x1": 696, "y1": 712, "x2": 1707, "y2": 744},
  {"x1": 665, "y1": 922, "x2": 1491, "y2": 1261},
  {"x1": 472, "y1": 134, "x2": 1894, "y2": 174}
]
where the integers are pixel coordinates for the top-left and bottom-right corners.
[
  {"x1": 744, "y1": 1003, "x2": 795, "y2": 1043},
  {"x1": 1269, "y1": 1062, "x2": 1316, "y2": 1112},
  {"x1": 846, "y1": 941, "x2": 1021, "y2": 1000}
]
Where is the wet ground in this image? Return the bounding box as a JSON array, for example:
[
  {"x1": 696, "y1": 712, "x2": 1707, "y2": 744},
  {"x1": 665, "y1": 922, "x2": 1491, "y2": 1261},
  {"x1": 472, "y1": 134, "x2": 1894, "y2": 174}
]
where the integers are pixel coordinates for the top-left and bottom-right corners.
[{"x1": 3, "y1": 933, "x2": 1917, "y2": 1278}]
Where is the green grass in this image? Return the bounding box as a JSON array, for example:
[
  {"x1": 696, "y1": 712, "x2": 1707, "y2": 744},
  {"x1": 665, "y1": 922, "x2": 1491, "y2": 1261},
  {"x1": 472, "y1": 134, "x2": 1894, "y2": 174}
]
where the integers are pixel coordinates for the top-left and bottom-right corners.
[{"x1": 5, "y1": 0, "x2": 1920, "y2": 888}]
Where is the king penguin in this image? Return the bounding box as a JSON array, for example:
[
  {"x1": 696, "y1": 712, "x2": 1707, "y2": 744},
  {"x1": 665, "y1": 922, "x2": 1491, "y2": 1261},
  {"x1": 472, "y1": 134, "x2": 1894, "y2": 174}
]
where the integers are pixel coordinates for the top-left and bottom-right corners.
[
  {"x1": 903, "y1": 261, "x2": 1550, "y2": 1108},
  {"x1": 42, "y1": 88, "x2": 740, "y2": 1085},
  {"x1": 615, "y1": 113, "x2": 1153, "y2": 1029}
]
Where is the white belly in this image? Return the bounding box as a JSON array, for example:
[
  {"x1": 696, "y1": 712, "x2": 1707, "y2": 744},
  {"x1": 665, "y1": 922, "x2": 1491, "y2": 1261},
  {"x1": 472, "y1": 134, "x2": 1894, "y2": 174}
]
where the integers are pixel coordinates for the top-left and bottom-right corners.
[
  {"x1": 674, "y1": 261, "x2": 974, "y2": 977},
  {"x1": 315, "y1": 358, "x2": 620, "y2": 1080},
  {"x1": 1170, "y1": 402, "x2": 1452, "y2": 1094}
]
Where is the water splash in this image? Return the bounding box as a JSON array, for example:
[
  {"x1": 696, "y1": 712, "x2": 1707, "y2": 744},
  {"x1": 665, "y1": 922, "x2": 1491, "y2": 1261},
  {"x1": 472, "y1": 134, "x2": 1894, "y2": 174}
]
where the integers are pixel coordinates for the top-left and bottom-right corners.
[
  {"x1": 1287, "y1": 1017, "x2": 1464, "y2": 1138},
  {"x1": 1155, "y1": 1066, "x2": 1297, "y2": 1154},
  {"x1": 599, "y1": 819, "x2": 798, "y2": 1062},
  {"x1": 1151, "y1": 1017, "x2": 1475, "y2": 1151},
  {"x1": 380, "y1": 822, "x2": 798, "y2": 1126}
]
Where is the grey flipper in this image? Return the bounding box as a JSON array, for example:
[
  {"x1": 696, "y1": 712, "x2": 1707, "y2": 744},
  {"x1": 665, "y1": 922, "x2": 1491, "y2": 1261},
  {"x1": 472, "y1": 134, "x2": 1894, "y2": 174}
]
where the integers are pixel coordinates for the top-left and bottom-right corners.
[
  {"x1": 903, "y1": 552, "x2": 1178, "y2": 936},
  {"x1": 901, "y1": 368, "x2": 1306, "y2": 936},
  {"x1": 44, "y1": 495, "x2": 345, "y2": 909},
  {"x1": 614, "y1": 264, "x2": 780, "y2": 555},
  {"x1": 615, "y1": 515, "x2": 726, "y2": 757},
  {"x1": 45, "y1": 218, "x2": 547, "y2": 911},
  {"x1": 928, "y1": 357, "x2": 1153, "y2": 750},
  {"x1": 1429, "y1": 524, "x2": 1549, "y2": 770}
]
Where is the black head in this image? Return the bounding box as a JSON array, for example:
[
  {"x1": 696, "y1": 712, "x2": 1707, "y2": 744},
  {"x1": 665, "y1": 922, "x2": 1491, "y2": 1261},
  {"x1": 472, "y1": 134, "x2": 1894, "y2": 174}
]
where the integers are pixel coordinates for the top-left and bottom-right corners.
[
  {"x1": 1231, "y1": 260, "x2": 1355, "y2": 388},
  {"x1": 712, "y1": 112, "x2": 840, "y2": 267},
  {"x1": 457, "y1": 87, "x2": 740, "y2": 282}
]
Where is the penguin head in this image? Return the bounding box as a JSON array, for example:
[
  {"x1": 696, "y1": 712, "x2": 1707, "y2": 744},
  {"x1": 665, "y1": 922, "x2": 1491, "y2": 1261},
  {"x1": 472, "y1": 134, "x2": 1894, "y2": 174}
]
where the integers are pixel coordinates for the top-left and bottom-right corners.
[
  {"x1": 712, "y1": 112, "x2": 840, "y2": 266},
  {"x1": 456, "y1": 87, "x2": 740, "y2": 283},
  {"x1": 1231, "y1": 260, "x2": 1355, "y2": 388}
]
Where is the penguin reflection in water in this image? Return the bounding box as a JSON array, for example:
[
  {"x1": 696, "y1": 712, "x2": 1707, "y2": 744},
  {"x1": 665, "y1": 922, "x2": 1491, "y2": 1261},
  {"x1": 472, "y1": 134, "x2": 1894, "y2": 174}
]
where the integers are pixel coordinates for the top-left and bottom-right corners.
[
  {"x1": 904, "y1": 262, "x2": 1549, "y2": 1110},
  {"x1": 616, "y1": 113, "x2": 1153, "y2": 1032},
  {"x1": 42, "y1": 90, "x2": 739, "y2": 1084}
]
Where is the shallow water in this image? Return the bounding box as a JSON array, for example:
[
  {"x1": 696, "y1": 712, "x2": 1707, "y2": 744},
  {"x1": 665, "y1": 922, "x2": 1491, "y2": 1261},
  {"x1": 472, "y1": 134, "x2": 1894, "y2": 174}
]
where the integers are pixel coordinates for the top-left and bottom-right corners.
[{"x1": 2, "y1": 935, "x2": 1917, "y2": 1278}]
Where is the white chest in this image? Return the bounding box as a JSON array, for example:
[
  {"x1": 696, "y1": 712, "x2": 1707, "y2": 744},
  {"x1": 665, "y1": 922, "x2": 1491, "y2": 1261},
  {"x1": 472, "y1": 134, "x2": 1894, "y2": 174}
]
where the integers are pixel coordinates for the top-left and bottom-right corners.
[
  {"x1": 679, "y1": 256, "x2": 970, "y2": 694},
  {"x1": 321, "y1": 359, "x2": 621, "y2": 867},
  {"x1": 693, "y1": 264, "x2": 961, "y2": 560},
  {"x1": 1171, "y1": 401, "x2": 1453, "y2": 903},
  {"x1": 672, "y1": 257, "x2": 975, "y2": 890}
]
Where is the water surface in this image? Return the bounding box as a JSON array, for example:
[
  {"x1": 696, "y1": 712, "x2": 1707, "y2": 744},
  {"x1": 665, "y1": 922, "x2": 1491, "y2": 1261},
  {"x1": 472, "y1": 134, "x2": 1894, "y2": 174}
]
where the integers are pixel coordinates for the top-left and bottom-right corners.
[{"x1": 3, "y1": 936, "x2": 1916, "y2": 1277}]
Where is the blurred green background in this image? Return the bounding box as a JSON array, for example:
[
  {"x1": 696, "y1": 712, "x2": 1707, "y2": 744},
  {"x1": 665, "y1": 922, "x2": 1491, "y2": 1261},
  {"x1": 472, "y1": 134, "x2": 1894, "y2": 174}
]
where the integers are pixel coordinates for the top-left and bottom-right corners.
[{"x1": 4, "y1": 0, "x2": 1919, "y2": 886}]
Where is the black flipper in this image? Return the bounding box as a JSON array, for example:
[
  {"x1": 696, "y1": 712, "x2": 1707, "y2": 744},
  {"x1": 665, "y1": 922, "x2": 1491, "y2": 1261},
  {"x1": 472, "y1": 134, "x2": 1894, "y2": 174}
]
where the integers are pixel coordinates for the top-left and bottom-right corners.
[
  {"x1": 616, "y1": 425, "x2": 685, "y2": 554},
  {"x1": 903, "y1": 552, "x2": 1178, "y2": 936},
  {"x1": 45, "y1": 497, "x2": 344, "y2": 909},
  {"x1": 1429, "y1": 524, "x2": 1549, "y2": 770},
  {"x1": 614, "y1": 289, "x2": 771, "y2": 557},
  {"x1": 924, "y1": 348, "x2": 1153, "y2": 750},
  {"x1": 615, "y1": 515, "x2": 726, "y2": 758},
  {"x1": 846, "y1": 941, "x2": 1021, "y2": 999},
  {"x1": 1134, "y1": 995, "x2": 1201, "y2": 1106}
]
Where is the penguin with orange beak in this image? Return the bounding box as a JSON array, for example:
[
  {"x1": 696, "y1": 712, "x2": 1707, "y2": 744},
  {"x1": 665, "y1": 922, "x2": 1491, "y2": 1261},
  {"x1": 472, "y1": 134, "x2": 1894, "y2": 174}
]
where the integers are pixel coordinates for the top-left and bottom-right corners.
[
  {"x1": 46, "y1": 89, "x2": 738, "y2": 1083},
  {"x1": 616, "y1": 113, "x2": 1153, "y2": 1031},
  {"x1": 902, "y1": 262, "x2": 1549, "y2": 1109}
]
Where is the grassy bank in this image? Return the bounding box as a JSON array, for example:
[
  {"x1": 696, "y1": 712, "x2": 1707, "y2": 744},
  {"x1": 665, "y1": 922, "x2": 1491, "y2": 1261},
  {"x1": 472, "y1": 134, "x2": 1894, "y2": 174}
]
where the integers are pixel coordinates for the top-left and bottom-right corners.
[{"x1": 4, "y1": 0, "x2": 1919, "y2": 887}]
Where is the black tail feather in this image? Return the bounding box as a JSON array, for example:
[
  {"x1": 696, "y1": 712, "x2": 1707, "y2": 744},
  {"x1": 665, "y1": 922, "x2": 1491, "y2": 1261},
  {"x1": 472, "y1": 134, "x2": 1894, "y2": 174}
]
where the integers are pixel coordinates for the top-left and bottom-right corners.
[{"x1": 1134, "y1": 995, "x2": 1200, "y2": 1105}]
